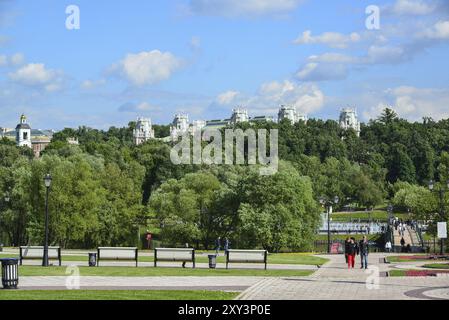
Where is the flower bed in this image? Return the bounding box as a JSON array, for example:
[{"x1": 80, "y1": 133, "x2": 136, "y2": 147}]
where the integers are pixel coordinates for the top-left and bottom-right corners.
[{"x1": 404, "y1": 270, "x2": 449, "y2": 277}]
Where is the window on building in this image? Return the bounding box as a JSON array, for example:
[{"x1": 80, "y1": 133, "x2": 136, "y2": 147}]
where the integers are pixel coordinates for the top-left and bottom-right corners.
[{"x1": 23, "y1": 132, "x2": 28, "y2": 140}]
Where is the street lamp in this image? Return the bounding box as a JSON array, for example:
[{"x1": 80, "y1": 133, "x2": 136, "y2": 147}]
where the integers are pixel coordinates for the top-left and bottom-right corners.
[
  {"x1": 42, "y1": 174, "x2": 52, "y2": 267},
  {"x1": 428, "y1": 179, "x2": 449, "y2": 255},
  {"x1": 320, "y1": 195, "x2": 339, "y2": 254}
]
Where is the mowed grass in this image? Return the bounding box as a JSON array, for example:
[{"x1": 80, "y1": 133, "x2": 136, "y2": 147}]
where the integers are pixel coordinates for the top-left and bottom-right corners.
[
  {"x1": 386, "y1": 255, "x2": 432, "y2": 263},
  {"x1": 17, "y1": 266, "x2": 315, "y2": 277},
  {"x1": 423, "y1": 263, "x2": 449, "y2": 269},
  {"x1": 0, "y1": 290, "x2": 238, "y2": 300},
  {"x1": 1, "y1": 252, "x2": 328, "y2": 266},
  {"x1": 314, "y1": 234, "x2": 379, "y2": 241},
  {"x1": 330, "y1": 211, "x2": 409, "y2": 222},
  {"x1": 388, "y1": 270, "x2": 407, "y2": 277}
]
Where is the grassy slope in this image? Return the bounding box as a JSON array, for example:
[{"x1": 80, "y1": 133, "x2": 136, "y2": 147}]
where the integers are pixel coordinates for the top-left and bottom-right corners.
[
  {"x1": 330, "y1": 211, "x2": 409, "y2": 222},
  {"x1": 0, "y1": 290, "x2": 238, "y2": 300}
]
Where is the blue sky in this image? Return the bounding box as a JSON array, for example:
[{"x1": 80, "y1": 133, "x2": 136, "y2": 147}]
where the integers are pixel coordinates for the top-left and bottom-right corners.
[{"x1": 1, "y1": 0, "x2": 449, "y2": 130}]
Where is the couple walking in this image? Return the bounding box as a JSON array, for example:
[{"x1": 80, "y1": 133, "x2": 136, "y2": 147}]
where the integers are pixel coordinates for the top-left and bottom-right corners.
[{"x1": 344, "y1": 236, "x2": 369, "y2": 269}]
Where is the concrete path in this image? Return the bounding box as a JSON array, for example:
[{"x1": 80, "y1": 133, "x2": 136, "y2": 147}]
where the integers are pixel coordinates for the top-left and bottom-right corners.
[
  {"x1": 17, "y1": 276, "x2": 262, "y2": 292},
  {"x1": 17, "y1": 260, "x2": 317, "y2": 270},
  {"x1": 237, "y1": 253, "x2": 449, "y2": 300}
]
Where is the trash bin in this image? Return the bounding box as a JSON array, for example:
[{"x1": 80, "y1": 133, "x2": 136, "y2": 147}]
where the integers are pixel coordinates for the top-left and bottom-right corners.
[
  {"x1": 88, "y1": 253, "x2": 97, "y2": 267},
  {"x1": 1, "y1": 258, "x2": 19, "y2": 289},
  {"x1": 208, "y1": 255, "x2": 217, "y2": 269}
]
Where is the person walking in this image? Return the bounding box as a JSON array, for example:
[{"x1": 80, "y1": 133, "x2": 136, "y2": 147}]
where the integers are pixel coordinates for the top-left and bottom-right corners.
[
  {"x1": 359, "y1": 236, "x2": 369, "y2": 269},
  {"x1": 385, "y1": 240, "x2": 392, "y2": 253},
  {"x1": 344, "y1": 237, "x2": 350, "y2": 264},
  {"x1": 347, "y1": 238, "x2": 357, "y2": 269},
  {"x1": 224, "y1": 237, "x2": 230, "y2": 253},
  {"x1": 215, "y1": 237, "x2": 221, "y2": 256}
]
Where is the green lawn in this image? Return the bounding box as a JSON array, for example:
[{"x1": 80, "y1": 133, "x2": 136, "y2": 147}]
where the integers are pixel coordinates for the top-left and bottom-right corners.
[
  {"x1": 17, "y1": 266, "x2": 315, "y2": 277},
  {"x1": 388, "y1": 270, "x2": 407, "y2": 277},
  {"x1": 314, "y1": 234, "x2": 379, "y2": 241},
  {"x1": 1, "y1": 252, "x2": 328, "y2": 266},
  {"x1": 330, "y1": 211, "x2": 409, "y2": 222},
  {"x1": 385, "y1": 255, "x2": 430, "y2": 263},
  {"x1": 422, "y1": 263, "x2": 449, "y2": 269},
  {"x1": 0, "y1": 290, "x2": 238, "y2": 300}
]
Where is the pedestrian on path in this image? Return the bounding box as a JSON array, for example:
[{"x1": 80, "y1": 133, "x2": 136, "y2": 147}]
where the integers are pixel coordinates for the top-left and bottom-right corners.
[
  {"x1": 359, "y1": 236, "x2": 369, "y2": 269},
  {"x1": 347, "y1": 238, "x2": 357, "y2": 269},
  {"x1": 215, "y1": 237, "x2": 221, "y2": 256},
  {"x1": 344, "y1": 237, "x2": 350, "y2": 264},
  {"x1": 224, "y1": 237, "x2": 230, "y2": 253},
  {"x1": 385, "y1": 240, "x2": 392, "y2": 253},
  {"x1": 400, "y1": 237, "x2": 405, "y2": 247}
]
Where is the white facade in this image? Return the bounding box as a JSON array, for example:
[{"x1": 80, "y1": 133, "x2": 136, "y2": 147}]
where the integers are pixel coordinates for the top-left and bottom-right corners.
[
  {"x1": 133, "y1": 117, "x2": 155, "y2": 145},
  {"x1": 278, "y1": 105, "x2": 308, "y2": 124},
  {"x1": 170, "y1": 114, "x2": 190, "y2": 140},
  {"x1": 339, "y1": 108, "x2": 361, "y2": 137},
  {"x1": 190, "y1": 120, "x2": 206, "y2": 135},
  {"x1": 15, "y1": 114, "x2": 32, "y2": 148},
  {"x1": 230, "y1": 108, "x2": 249, "y2": 124}
]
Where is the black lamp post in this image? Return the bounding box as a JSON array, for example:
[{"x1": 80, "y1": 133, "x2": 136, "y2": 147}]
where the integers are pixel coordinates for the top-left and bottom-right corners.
[
  {"x1": 320, "y1": 196, "x2": 340, "y2": 254},
  {"x1": 428, "y1": 179, "x2": 449, "y2": 255},
  {"x1": 42, "y1": 174, "x2": 52, "y2": 267}
]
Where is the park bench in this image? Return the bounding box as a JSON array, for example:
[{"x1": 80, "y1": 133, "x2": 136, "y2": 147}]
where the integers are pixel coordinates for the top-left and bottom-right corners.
[
  {"x1": 226, "y1": 249, "x2": 268, "y2": 270},
  {"x1": 19, "y1": 246, "x2": 61, "y2": 266},
  {"x1": 97, "y1": 247, "x2": 139, "y2": 267},
  {"x1": 154, "y1": 248, "x2": 195, "y2": 268}
]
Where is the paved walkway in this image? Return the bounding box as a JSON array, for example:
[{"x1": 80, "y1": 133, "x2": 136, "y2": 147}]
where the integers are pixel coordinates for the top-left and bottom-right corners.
[
  {"x1": 237, "y1": 253, "x2": 449, "y2": 300},
  {"x1": 17, "y1": 260, "x2": 316, "y2": 270},
  {"x1": 18, "y1": 276, "x2": 262, "y2": 291}
]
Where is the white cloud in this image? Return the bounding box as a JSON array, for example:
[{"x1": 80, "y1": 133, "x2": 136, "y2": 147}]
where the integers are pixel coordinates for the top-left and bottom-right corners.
[
  {"x1": 216, "y1": 90, "x2": 240, "y2": 105},
  {"x1": 189, "y1": 0, "x2": 302, "y2": 17},
  {"x1": 293, "y1": 30, "x2": 361, "y2": 49},
  {"x1": 216, "y1": 80, "x2": 324, "y2": 115},
  {"x1": 9, "y1": 63, "x2": 64, "y2": 92},
  {"x1": 189, "y1": 36, "x2": 201, "y2": 51},
  {"x1": 110, "y1": 50, "x2": 182, "y2": 86},
  {"x1": 389, "y1": 0, "x2": 436, "y2": 15},
  {"x1": 0, "y1": 53, "x2": 25, "y2": 67},
  {"x1": 10, "y1": 53, "x2": 24, "y2": 65},
  {"x1": 118, "y1": 101, "x2": 162, "y2": 113},
  {"x1": 420, "y1": 20, "x2": 449, "y2": 39},
  {"x1": 296, "y1": 62, "x2": 348, "y2": 81},
  {"x1": 363, "y1": 86, "x2": 449, "y2": 121},
  {"x1": 296, "y1": 44, "x2": 413, "y2": 81},
  {"x1": 81, "y1": 79, "x2": 106, "y2": 90}
]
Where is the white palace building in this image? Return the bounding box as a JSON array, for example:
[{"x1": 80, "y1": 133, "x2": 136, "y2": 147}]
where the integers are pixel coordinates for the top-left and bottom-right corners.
[{"x1": 132, "y1": 106, "x2": 361, "y2": 145}]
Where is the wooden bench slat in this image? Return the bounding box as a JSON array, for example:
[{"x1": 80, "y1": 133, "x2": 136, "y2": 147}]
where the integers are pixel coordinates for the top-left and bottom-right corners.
[{"x1": 154, "y1": 248, "x2": 196, "y2": 268}]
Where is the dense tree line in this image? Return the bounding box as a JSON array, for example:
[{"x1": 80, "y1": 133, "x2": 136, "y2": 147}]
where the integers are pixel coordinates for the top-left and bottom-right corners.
[{"x1": 1, "y1": 109, "x2": 448, "y2": 249}]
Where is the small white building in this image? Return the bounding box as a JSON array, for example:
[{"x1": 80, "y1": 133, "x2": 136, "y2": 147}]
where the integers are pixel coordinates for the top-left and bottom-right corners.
[
  {"x1": 278, "y1": 105, "x2": 307, "y2": 124},
  {"x1": 133, "y1": 117, "x2": 155, "y2": 145},
  {"x1": 15, "y1": 114, "x2": 32, "y2": 148},
  {"x1": 230, "y1": 108, "x2": 249, "y2": 125},
  {"x1": 190, "y1": 120, "x2": 206, "y2": 135},
  {"x1": 339, "y1": 108, "x2": 360, "y2": 137},
  {"x1": 170, "y1": 114, "x2": 190, "y2": 140}
]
